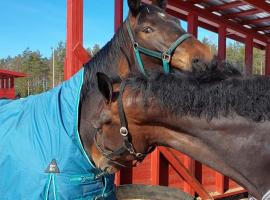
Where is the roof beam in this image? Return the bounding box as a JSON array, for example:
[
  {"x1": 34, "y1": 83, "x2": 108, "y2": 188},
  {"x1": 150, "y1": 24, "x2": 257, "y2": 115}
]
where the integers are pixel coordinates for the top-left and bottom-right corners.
[
  {"x1": 208, "y1": 1, "x2": 245, "y2": 12},
  {"x1": 167, "y1": 0, "x2": 269, "y2": 42},
  {"x1": 190, "y1": 0, "x2": 208, "y2": 4},
  {"x1": 241, "y1": 16, "x2": 270, "y2": 24},
  {"x1": 242, "y1": 1, "x2": 270, "y2": 14},
  {"x1": 224, "y1": 8, "x2": 260, "y2": 19},
  {"x1": 254, "y1": 26, "x2": 270, "y2": 32}
]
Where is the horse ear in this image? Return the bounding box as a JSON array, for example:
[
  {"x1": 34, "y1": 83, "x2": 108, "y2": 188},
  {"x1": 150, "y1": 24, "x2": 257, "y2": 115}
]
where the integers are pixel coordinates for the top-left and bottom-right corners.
[
  {"x1": 152, "y1": 0, "x2": 167, "y2": 10},
  {"x1": 97, "y1": 72, "x2": 113, "y2": 103},
  {"x1": 128, "y1": 0, "x2": 141, "y2": 16}
]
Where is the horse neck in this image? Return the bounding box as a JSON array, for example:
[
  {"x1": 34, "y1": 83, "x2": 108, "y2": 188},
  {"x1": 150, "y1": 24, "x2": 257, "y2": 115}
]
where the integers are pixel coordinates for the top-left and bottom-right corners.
[
  {"x1": 148, "y1": 113, "x2": 270, "y2": 198},
  {"x1": 83, "y1": 23, "x2": 132, "y2": 88}
]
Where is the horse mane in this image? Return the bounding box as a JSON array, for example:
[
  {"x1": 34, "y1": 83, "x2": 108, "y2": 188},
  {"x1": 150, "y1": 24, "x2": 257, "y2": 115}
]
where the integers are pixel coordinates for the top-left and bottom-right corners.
[
  {"x1": 125, "y1": 61, "x2": 270, "y2": 122},
  {"x1": 81, "y1": 22, "x2": 130, "y2": 101}
]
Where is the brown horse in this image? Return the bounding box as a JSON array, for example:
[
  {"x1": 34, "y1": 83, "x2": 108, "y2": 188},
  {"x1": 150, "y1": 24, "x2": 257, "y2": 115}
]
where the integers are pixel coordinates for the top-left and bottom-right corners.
[
  {"x1": 83, "y1": 0, "x2": 213, "y2": 84},
  {"x1": 86, "y1": 63, "x2": 270, "y2": 199}
]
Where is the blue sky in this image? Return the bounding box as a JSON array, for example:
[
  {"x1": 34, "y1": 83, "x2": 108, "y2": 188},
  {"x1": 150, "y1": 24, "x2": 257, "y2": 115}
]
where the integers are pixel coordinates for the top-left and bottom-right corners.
[{"x1": 0, "y1": 0, "x2": 219, "y2": 59}]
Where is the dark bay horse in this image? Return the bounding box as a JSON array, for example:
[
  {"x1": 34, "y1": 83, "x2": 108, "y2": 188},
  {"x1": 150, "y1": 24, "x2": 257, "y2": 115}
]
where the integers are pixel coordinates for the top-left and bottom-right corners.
[{"x1": 89, "y1": 64, "x2": 270, "y2": 200}]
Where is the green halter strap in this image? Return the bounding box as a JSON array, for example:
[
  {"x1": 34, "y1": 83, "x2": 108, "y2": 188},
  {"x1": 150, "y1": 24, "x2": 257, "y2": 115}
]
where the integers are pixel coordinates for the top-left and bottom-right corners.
[{"x1": 126, "y1": 20, "x2": 192, "y2": 75}]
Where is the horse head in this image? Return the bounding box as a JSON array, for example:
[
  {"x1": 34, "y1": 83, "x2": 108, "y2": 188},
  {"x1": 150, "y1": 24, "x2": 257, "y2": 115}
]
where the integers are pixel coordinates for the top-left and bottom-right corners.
[
  {"x1": 123, "y1": 0, "x2": 213, "y2": 75},
  {"x1": 82, "y1": 64, "x2": 269, "y2": 199}
]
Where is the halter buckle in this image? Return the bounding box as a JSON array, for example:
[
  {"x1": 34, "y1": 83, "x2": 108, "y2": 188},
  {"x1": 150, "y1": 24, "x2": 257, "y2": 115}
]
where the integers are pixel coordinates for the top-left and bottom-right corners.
[
  {"x1": 133, "y1": 42, "x2": 139, "y2": 50},
  {"x1": 162, "y1": 53, "x2": 171, "y2": 62},
  {"x1": 120, "y1": 127, "x2": 129, "y2": 136}
]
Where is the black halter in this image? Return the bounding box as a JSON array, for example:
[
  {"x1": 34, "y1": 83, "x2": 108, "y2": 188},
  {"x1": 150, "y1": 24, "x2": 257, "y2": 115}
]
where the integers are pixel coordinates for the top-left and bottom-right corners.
[{"x1": 94, "y1": 80, "x2": 154, "y2": 168}]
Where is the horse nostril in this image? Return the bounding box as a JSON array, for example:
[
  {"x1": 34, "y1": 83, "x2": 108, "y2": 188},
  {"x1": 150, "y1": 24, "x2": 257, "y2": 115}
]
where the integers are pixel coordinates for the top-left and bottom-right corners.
[{"x1": 192, "y1": 58, "x2": 199, "y2": 64}]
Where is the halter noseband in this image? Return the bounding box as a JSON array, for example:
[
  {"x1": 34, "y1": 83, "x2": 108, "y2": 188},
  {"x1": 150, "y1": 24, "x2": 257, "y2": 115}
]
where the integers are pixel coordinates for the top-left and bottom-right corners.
[
  {"x1": 94, "y1": 80, "x2": 154, "y2": 168},
  {"x1": 126, "y1": 19, "x2": 192, "y2": 75}
]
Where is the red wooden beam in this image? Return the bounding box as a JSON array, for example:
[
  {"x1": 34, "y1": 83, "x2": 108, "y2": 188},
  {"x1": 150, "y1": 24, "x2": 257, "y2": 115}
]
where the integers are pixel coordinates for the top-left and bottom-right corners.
[
  {"x1": 208, "y1": 1, "x2": 244, "y2": 12},
  {"x1": 245, "y1": 35, "x2": 253, "y2": 75},
  {"x1": 66, "y1": 0, "x2": 84, "y2": 80},
  {"x1": 265, "y1": 44, "x2": 270, "y2": 75},
  {"x1": 218, "y1": 24, "x2": 226, "y2": 61},
  {"x1": 254, "y1": 26, "x2": 270, "y2": 32},
  {"x1": 0, "y1": 69, "x2": 26, "y2": 78},
  {"x1": 159, "y1": 147, "x2": 213, "y2": 200},
  {"x1": 167, "y1": 0, "x2": 268, "y2": 44},
  {"x1": 242, "y1": 16, "x2": 270, "y2": 25},
  {"x1": 187, "y1": 11, "x2": 198, "y2": 38},
  {"x1": 114, "y1": 0, "x2": 123, "y2": 33},
  {"x1": 224, "y1": 9, "x2": 260, "y2": 19},
  {"x1": 242, "y1": 0, "x2": 270, "y2": 14},
  {"x1": 183, "y1": 155, "x2": 195, "y2": 195}
]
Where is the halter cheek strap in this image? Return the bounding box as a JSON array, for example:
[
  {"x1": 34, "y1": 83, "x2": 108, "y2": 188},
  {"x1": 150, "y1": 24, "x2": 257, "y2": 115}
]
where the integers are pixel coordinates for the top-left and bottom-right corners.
[
  {"x1": 94, "y1": 80, "x2": 154, "y2": 169},
  {"x1": 126, "y1": 20, "x2": 192, "y2": 75}
]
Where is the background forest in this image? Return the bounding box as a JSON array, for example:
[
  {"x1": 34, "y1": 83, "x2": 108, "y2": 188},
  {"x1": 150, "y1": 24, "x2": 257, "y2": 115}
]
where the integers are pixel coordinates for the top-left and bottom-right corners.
[{"x1": 0, "y1": 38, "x2": 265, "y2": 97}]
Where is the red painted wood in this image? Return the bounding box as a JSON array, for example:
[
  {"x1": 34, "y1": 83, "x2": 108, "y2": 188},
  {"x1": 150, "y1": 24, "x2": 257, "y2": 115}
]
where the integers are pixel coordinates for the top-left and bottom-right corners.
[
  {"x1": 115, "y1": 172, "x2": 121, "y2": 186},
  {"x1": 245, "y1": 35, "x2": 253, "y2": 75},
  {"x1": 150, "y1": 149, "x2": 160, "y2": 185},
  {"x1": 242, "y1": 16, "x2": 270, "y2": 25},
  {"x1": 10, "y1": 78, "x2": 14, "y2": 89},
  {"x1": 159, "y1": 147, "x2": 212, "y2": 200},
  {"x1": 218, "y1": 24, "x2": 226, "y2": 62},
  {"x1": 0, "y1": 88, "x2": 15, "y2": 99},
  {"x1": 167, "y1": 0, "x2": 268, "y2": 42},
  {"x1": 187, "y1": 11, "x2": 198, "y2": 38},
  {"x1": 209, "y1": 1, "x2": 244, "y2": 11},
  {"x1": 265, "y1": 44, "x2": 270, "y2": 75},
  {"x1": 242, "y1": 1, "x2": 270, "y2": 14},
  {"x1": 225, "y1": 9, "x2": 259, "y2": 19},
  {"x1": 0, "y1": 69, "x2": 26, "y2": 78},
  {"x1": 66, "y1": 0, "x2": 84, "y2": 80},
  {"x1": 73, "y1": 43, "x2": 91, "y2": 64},
  {"x1": 114, "y1": 0, "x2": 123, "y2": 33}
]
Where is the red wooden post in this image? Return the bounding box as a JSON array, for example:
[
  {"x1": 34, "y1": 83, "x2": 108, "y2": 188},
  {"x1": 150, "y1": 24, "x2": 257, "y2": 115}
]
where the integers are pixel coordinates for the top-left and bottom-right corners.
[
  {"x1": 151, "y1": 149, "x2": 161, "y2": 185},
  {"x1": 218, "y1": 24, "x2": 226, "y2": 62},
  {"x1": 187, "y1": 11, "x2": 198, "y2": 38},
  {"x1": 150, "y1": 148, "x2": 169, "y2": 186},
  {"x1": 114, "y1": 0, "x2": 123, "y2": 33},
  {"x1": 66, "y1": 0, "x2": 84, "y2": 80},
  {"x1": 216, "y1": 25, "x2": 228, "y2": 194},
  {"x1": 265, "y1": 43, "x2": 270, "y2": 75},
  {"x1": 10, "y1": 77, "x2": 14, "y2": 89},
  {"x1": 186, "y1": 10, "x2": 198, "y2": 195},
  {"x1": 245, "y1": 35, "x2": 253, "y2": 75}
]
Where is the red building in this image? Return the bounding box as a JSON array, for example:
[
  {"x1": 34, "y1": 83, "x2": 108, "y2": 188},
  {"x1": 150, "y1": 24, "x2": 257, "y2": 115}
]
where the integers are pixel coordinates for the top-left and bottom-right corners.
[{"x1": 0, "y1": 69, "x2": 26, "y2": 99}]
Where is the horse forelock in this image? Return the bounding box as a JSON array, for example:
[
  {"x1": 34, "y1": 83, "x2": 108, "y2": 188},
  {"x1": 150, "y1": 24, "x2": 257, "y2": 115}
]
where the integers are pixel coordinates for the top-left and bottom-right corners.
[{"x1": 124, "y1": 61, "x2": 270, "y2": 122}]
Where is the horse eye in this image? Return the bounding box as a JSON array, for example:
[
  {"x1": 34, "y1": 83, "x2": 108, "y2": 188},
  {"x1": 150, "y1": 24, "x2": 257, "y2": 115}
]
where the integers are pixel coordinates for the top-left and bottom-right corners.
[{"x1": 142, "y1": 26, "x2": 154, "y2": 34}]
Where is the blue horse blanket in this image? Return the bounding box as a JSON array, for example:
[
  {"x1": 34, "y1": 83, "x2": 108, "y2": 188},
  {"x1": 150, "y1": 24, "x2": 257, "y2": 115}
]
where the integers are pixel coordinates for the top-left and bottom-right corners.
[{"x1": 0, "y1": 69, "x2": 115, "y2": 200}]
